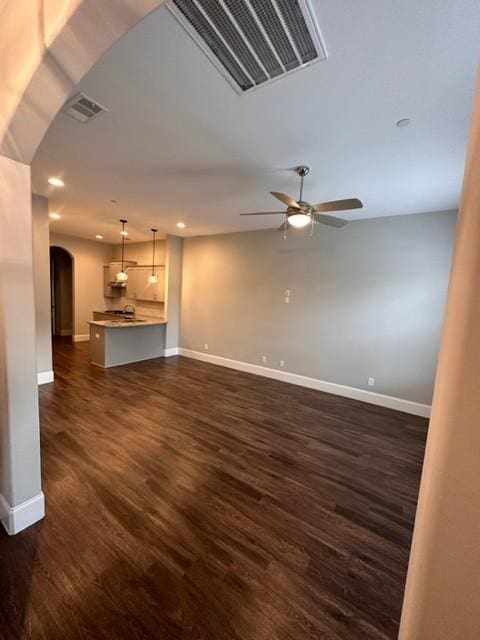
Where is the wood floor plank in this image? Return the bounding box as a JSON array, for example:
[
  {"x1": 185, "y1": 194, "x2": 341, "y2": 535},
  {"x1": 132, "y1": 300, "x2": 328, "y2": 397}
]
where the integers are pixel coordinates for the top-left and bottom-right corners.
[{"x1": 0, "y1": 338, "x2": 428, "y2": 639}]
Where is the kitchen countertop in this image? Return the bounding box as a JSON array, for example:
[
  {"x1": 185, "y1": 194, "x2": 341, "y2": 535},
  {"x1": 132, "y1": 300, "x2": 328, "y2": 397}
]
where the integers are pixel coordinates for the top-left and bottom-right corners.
[{"x1": 89, "y1": 314, "x2": 166, "y2": 328}]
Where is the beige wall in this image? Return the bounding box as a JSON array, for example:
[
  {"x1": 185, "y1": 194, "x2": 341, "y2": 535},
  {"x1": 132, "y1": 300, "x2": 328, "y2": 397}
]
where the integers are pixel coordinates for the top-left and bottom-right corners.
[
  {"x1": 32, "y1": 194, "x2": 53, "y2": 374},
  {"x1": 181, "y1": 211, "x2": 456, "y2": 406},
  {"x1": 50, "y1": 233, "x2": 113, "y2": 337},
  {"x1": 111, "y1": 239, "x2": 166, "y2": 266},
  {"x1": 399, "y1": 74, "x2": 480, "y2": 640}
]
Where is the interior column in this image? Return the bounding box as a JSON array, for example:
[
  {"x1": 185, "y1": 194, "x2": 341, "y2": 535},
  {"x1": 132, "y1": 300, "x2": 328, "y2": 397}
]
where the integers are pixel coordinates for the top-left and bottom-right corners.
[
  {"x1": 0, "y1": 153, "x2": 44, "y2": 535},
  {"x1": 164, "y1": 235, "x2": 183, "y2": 354},
  {"x1": 399, "y1": 72, "x2": 480, "y2": 638}
]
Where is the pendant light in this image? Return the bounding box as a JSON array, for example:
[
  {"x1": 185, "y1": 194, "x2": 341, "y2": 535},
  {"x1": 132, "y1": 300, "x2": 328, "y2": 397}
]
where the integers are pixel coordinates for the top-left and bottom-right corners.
[
  {"x1": 116, "y1": 219, "x2": 129, "y2": 282},
  {"x1": 148, "y1": 228, "x2": 158, "y2": 284}
]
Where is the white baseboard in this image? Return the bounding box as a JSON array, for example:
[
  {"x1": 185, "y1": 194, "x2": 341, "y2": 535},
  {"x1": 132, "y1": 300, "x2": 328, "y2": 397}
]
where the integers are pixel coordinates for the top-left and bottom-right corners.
[
  {"x1": 162, "y1": 347, "x2": 179, "y2": 357},
  {"x1": 0, "y1": 492, "x2": 45, "y2": 535},
  {"x1": 178, "y1": 349, "x2": 431, "y2": 418},
  {"x1": 72, "y1": 334, "x2": 89, "y2": 342},
  {"x1": 37, "y1": 370, "x2": 54, "y2": 385}
]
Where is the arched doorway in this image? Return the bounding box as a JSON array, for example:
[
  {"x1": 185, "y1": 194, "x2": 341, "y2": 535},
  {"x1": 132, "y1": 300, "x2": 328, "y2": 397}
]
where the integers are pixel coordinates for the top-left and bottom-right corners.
[
  {"x1": 50, "y1": 246, "x2": 74, "y2": 340},
  {"x1": 0, "y1": 1, "x2": 167, "y2": 535}
]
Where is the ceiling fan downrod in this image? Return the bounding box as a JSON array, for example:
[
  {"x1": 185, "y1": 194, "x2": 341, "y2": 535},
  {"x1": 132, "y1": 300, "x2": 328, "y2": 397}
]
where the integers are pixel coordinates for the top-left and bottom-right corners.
[{"x1": 295, "y1": 165, "x2": 310, "y2": 203}]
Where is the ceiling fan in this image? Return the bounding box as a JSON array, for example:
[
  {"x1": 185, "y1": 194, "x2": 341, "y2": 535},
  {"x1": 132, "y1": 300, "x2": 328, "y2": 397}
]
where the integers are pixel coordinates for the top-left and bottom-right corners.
[{"x1": 240, "y1": 166, "x2": 363, "y2": 237}]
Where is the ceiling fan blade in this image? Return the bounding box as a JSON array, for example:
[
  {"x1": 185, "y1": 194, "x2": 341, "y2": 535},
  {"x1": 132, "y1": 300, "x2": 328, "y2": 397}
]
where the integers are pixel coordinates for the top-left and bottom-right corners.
[
  {"x1": 240, "y1": 211, "x2": 286, "y2": 216},
  {"x1": 313, "y1": 198, "x2": 363, "y2": 213},
  {"x1": 270, "y1": 192, "x2": 300, "y2": 209},
  {"x1": 314, "y1": 214, "x2": 348, "y2": 228}
]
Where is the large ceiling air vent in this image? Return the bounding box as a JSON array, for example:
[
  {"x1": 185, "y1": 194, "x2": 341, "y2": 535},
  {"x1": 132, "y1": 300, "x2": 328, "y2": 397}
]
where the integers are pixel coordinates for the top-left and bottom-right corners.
[
  {"x1": 168, "y1": 0, "x2": 327, "y2": 93},
  {"x1": 62, "y1": 93, "x2": 108, "y2": 123}
]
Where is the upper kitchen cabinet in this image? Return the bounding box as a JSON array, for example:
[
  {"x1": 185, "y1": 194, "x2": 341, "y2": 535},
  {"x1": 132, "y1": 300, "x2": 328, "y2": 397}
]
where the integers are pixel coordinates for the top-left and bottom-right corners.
[{"x1": 126, "y1": 266, "x2": 165, "y2": 302}]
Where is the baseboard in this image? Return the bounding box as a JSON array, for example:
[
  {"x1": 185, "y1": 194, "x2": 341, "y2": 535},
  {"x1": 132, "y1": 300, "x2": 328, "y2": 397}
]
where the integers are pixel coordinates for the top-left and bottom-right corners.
[
  {"x1": 178, "y1": 349, "x2": 431, "y2": 418},
  {"x1": 37, "y1": 370, "x2": 54, "y2": 385},
  {"x1": 0, "y1": 492, "x2": 45, "y2": 535},
  {"x1": 72, "y1": 334, "x2": 89, "y2": 343},
  {"x1": 58, "y1": 329, "x2": 73, "y2": 337},
  {"x1": 162, "y1": 347, "x2": 179, "y2": 357}
]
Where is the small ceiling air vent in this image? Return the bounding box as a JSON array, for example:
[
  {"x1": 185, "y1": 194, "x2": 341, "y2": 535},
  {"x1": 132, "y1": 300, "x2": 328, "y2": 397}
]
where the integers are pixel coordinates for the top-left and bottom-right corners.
[
  {"x1": 62, "y1": 93, "x2": 108, "y2": 123},
  {"x1": 168, "y1": 0, "x2": 327, "y2": 94}
]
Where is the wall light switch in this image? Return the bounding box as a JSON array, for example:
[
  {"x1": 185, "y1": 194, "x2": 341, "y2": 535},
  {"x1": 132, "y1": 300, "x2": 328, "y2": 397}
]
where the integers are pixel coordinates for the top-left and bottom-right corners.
[
  {"x1": 204, "y1": 343, "x2": 209, "y2": 351},
  {"x1": 367, "y1": 377, "x2": 375, "y2": 387},
  {"x1": 279, "y1": 360, "x2": 285, "y2": 368},
  {"x1": 285, "y1": 289, "x2": 291, "y2": 297},
  {"x1": 284, "y1": 297, "x2": 290, "y2": 304},
  {"x1": 261, "y1": 355, "x2": 267, "y2": 364},
  {"x1": 95, "y1": 333, "x2": 100, "y2": 339}
]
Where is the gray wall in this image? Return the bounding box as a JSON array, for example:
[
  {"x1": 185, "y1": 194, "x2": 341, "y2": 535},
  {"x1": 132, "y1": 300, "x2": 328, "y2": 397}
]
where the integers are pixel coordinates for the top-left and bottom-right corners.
[
  {"x1": 32, "y1": 194, "x2": 52, "y2": 374},
  {"x1": 181, "y1": 211, "x2": 457, "y2": 405}
]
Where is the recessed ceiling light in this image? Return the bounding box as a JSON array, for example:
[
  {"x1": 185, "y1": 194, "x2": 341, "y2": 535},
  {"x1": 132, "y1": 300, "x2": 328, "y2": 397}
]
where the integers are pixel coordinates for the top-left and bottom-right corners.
[
  {"x1": 95, "y1": 234, "x2": 103, "y2": 240},
  {"x1": 48, "y1": 177, "x2": 64, "y2": 187},
  {"x1": 396, "y1": 118, "x2": 411, "y2": 128},
  {"x1": 49, "y1": 212, "x2": 61, "y2": 220},
  {"x1": 176, "y1": 222, "x2": 186, "y2": 229}
]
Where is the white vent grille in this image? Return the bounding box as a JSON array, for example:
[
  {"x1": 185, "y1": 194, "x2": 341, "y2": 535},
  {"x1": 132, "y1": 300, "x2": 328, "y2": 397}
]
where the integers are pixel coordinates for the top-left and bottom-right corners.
[
  {"x1": 168, "y1": 0, "x2": 327, "y2": 93},
  {"x1": 62, "y1": 93, "x2": 108, "y2": 123}
]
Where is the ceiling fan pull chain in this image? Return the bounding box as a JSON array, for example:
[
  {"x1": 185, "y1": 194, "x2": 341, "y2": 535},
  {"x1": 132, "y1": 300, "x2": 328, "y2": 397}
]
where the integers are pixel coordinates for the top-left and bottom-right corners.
[{"x1": 283, "y1": 215, "x2": 288, "y2": 239}]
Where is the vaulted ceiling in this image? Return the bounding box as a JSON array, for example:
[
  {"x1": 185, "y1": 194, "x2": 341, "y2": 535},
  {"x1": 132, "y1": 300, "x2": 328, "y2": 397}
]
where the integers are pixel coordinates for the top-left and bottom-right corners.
[{"x1": 32, "y1": 0, "x2": 480, "y2": 243}]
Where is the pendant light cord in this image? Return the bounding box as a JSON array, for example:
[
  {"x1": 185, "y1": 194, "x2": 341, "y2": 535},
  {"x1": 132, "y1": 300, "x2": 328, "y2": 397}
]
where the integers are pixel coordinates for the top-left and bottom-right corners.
[
  {"x1": 120, "y1": 219, "x2": 127, "y2": 272},
  {"x1": 151, "y1": 229, "x2": 157, "y2": 275}
]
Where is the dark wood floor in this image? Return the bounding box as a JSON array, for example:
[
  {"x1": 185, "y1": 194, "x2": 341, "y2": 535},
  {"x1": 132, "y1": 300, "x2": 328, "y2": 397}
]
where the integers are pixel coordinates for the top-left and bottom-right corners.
[{"x1": 0, "y1": 339, "x2": 428, "y2": 640}]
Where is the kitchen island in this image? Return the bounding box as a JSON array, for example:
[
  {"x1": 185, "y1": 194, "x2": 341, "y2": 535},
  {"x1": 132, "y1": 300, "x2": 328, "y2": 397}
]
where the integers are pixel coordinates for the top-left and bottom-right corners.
[{"x1": 88, "y1": 315, "x2": 167, "y2": 368}]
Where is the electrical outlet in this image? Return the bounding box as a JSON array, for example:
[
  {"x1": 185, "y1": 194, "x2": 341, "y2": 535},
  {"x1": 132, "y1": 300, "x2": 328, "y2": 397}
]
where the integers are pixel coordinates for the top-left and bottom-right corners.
[
  {"x1": 367, "y1": 377, "x2": 375, "y2": 387},
  {"x1": 284, "y1": 296, "x2": 290, "y2": 304},
  {"x1": 204, "y1": 343, "x2": 209, "y2": 351},
  {"x1": 261, "y1": 355, "x2": 267, "y2": 364},
  {"x1": 279, "y1": 360, "x2": 285, "y2": 368}
]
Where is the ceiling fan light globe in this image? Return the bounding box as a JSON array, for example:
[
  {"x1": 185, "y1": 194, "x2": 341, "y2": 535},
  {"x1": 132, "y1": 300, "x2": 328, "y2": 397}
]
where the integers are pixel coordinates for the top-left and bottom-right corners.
[
  {"x1": 288, "y1": 213, "x2": 311, "y2": 228},
  {"x1": 116, "y1": 270, "x2": 128, "y2": 282},
  {"x1": 148, "y1": 273, "x2": 158, "y2": 284}
]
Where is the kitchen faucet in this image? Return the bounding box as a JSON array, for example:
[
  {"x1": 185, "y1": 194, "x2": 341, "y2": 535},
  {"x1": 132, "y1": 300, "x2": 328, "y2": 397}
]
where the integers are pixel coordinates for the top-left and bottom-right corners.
[{"x1": 124, "y1": 304, "x2": 136, "y2": 319}]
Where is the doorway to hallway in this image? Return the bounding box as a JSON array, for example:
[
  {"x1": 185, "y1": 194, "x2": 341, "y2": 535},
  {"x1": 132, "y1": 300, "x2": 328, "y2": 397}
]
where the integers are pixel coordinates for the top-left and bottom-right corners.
[{"x1": 50, "y1": 246, "x2": 73, "y2": 339}]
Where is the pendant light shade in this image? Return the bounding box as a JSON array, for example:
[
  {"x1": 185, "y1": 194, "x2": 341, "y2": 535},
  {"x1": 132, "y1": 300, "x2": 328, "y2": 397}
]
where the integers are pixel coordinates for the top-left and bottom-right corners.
[
  {"x1": 116, "y1": 270, "x2": 128, "y2": 282},
  {"x1": 116, "y1": 219, "x2": 129, "y2": 282},
  {"x1": 149, "y1": 228, "x2": 158, "y2": 284}
]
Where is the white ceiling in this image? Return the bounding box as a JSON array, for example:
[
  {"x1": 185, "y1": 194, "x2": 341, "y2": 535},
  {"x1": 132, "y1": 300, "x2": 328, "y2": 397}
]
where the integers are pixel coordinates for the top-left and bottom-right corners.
[{"x1": 32, "y1": 0, "x2": 480, "y2": 244}]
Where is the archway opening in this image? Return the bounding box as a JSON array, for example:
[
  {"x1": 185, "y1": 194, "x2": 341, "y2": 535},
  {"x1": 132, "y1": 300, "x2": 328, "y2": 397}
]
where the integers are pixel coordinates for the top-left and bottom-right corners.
[{"x1": 49, "y1": 246, "x2": 74, "y2": 341}]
